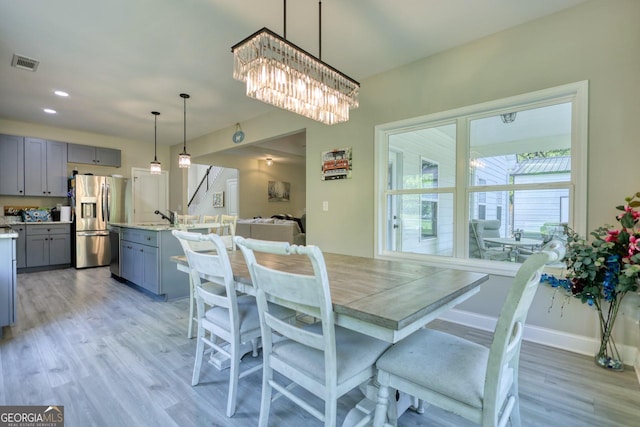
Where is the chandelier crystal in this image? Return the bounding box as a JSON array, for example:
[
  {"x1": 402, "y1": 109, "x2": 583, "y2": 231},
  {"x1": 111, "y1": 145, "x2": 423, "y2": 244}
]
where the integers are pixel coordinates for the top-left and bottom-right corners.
[{"x1": 232, "y1": 26, "x2": 359, "y2": 125}]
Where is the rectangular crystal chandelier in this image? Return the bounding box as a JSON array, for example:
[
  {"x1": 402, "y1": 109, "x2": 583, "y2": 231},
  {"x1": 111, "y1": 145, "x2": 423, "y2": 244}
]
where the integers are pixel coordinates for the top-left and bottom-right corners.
[{"x1": 232, "y1": 28, "x2": 359, "y2": 125}]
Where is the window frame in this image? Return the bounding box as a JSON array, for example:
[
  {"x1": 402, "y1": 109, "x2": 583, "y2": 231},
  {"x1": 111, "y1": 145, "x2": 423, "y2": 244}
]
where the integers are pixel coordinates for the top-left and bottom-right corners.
[{"x1": 374, "y1": 81, "x2": 588, "y2": 276}]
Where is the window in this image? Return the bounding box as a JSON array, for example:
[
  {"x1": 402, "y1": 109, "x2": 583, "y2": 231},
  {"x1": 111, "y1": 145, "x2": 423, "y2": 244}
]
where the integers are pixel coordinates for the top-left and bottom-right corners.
[{"x1": 375, "y1": 81, "x2": 588, "y2": 273}]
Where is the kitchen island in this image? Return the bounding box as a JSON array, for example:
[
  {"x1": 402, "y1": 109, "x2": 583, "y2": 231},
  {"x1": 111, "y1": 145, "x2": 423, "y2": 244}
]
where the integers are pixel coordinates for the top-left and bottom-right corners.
[{"x1": 108, "y1": 223, "x2": 209, "y2": 300}]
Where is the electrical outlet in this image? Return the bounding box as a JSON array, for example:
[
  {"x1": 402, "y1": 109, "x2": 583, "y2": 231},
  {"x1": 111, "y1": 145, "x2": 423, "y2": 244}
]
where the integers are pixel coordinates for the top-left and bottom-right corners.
[{"x1": 322, "y1": 201, "x2": 329, "y2": 211}]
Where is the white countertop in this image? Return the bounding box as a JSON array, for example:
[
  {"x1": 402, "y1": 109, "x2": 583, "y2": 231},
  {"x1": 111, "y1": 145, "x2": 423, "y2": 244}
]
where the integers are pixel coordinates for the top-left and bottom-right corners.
[
  {"x1": 0, "y1": 218, "x2": 73, "y2": 226},
  {"x1": 0, "y1": 227, "x2": 18, "y2": 239},
  {"x1": 109, "y1": 222, "x2": 216, "y2": 232}
]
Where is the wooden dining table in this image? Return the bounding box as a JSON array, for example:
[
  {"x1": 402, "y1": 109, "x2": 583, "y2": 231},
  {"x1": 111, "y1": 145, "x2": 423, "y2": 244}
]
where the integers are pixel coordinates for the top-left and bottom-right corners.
[
  {"x1": 172, "y1": 250, "x2": 488, "y2": 344},
  {"x1": 172, "y1": 249, "x2": 488, "y2": 426}
]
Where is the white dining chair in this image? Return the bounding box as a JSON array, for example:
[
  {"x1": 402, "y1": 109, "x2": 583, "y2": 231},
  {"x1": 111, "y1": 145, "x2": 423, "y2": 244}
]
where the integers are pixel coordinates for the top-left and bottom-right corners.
[
  {"x1": 172, "y1": 229, "x2": 223, "y2": 339},
  {"x1": 201, "y1": 214, "x2": 219, "y2": 225},
  {"x1": 372, "y1": 240, "x2": 565, "y2": 427},
  {"x1": 217, "y1": 214, "x2": 238, "y2": 250},
  {"x1": 177, "y1": 214, "x2": 200, "y2": 225},
  {"x1": 235, "y1": 236, "x2": 391, "y2": 427},
  {"x1": 174, "y1": 231, "x2": 295, "y2": 418}
]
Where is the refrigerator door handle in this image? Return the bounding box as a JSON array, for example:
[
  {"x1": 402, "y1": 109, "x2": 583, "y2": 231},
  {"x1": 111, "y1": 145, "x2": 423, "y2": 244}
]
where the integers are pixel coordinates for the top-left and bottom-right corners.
[
  {"x1": 106, "y1": 182, "x2": 111, "y2": 222},
  {"x1": 100, "y1": 183, "x2": 104, "y2": 222},
  {"x1": 77, "y1": 231, "x2": 110, "y2": 237}
]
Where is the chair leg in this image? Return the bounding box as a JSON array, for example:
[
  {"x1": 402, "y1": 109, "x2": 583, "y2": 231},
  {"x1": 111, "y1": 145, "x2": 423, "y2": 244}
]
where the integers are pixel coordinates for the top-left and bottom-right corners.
[
  {"x1": 191, "y1": 326, "x2": 205, "y2": 386},
  {"x1": 325, "y1": 395, "x2": 338, "y2": 427},
  {"x1": 250, "y1": 338, "x2": 259, "y2": 357},
  {"x1": 258, "y1": 363, "x2": 273, "y2": 427},
  {"x1": 510, "y1": 396, "x2": 521, "y2": 427},
  {"x1": 414, "y1": 398, "x2": 425, "y2": 414},
  {"x1": 226, "y1": 340, "x2": 241, "y2": 417}
]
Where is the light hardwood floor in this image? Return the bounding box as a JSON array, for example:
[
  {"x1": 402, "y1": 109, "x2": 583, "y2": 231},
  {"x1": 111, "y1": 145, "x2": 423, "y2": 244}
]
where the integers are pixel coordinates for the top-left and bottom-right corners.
[{"x1": 1, "y1": 267, "x2": 639, "y2": 426}]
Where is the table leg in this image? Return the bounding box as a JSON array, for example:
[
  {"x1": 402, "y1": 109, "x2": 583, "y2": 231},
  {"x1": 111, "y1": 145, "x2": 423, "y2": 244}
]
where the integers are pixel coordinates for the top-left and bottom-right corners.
[{"x1": 341, "y1": 381, "x2": 417, "y2": 427}]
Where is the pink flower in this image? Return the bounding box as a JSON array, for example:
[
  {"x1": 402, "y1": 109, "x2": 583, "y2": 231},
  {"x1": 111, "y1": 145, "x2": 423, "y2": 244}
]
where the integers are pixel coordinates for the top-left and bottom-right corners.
[
  {"x1": 605, "y1": 229, "x2": 620, "y2": 242},
  {"x1": 629, "y1": 235, "x2": 640, "y2": 257},
  {"x1": 617, "y1": 205, "x2": 640, "y2": 221}
]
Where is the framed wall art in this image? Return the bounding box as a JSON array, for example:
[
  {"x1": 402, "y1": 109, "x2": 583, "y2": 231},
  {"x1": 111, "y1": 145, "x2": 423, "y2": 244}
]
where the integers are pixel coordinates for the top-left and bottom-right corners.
[
  {"x1": 322, "y1": 147, "x2": 352, "y2": 180},
  {"x1": 268, "y1": 181, "x2": 290, "y2": 202},
  {"x1": 212, "y1": 191, "x2": 224, "y2": 208}
]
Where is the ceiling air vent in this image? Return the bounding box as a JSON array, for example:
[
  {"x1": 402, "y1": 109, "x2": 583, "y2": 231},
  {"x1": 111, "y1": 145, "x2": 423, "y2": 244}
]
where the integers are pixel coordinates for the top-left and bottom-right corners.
[{"x1": 11, "y1": 54, "x2": 40, "y2": 72}]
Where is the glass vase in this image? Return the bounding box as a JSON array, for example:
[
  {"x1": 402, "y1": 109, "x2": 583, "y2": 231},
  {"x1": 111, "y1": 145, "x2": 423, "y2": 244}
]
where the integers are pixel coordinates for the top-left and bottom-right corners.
[{"x1": 594, "y1": 298, "x2": 624, "y2": 371}]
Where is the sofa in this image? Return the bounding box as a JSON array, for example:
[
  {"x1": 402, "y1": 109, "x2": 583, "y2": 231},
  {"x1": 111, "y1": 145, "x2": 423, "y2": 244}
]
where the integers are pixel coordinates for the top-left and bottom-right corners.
[{"x1": 236, "y1": 218, "x2": 306, "y2": 245}]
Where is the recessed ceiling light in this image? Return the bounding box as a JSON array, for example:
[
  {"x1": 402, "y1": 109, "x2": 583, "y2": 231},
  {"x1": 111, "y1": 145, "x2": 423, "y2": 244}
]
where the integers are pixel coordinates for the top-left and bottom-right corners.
[
  {"x1": 44, "y1": 108, "x2": 57, "y2": 114},
  {"x1": 54, "y1": 90, "x2": 69, "y2": 97}
]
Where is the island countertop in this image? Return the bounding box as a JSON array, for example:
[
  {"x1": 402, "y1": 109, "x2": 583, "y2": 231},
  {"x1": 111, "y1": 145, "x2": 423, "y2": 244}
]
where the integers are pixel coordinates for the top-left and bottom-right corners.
[{"x1": 109, "y1": 222, "x2": 216, "y2": 231}]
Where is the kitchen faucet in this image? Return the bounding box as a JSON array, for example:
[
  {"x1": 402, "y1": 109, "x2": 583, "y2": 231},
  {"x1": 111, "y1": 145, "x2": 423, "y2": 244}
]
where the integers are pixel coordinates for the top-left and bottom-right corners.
[{"x1": 154, "y1": 210, "x2": 175, "y2": 225}]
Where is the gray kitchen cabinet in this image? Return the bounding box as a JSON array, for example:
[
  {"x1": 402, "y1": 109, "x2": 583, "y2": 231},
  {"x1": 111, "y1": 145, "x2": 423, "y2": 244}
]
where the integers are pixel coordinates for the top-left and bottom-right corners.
[
  {"x1": 25, "y1": 224, "x2": 71, "y2": 268},
  {"x1": 118, "y1": 226, "x2": 201, "y2": 300},
  {"x1": 68, "y1": 143, "x2": 121, "y2": 167},
  {"x1": 120, "y1": 229, "x2": 160, "y2": 294},
  {"x1": 0, "y1": 134, "x2": 25, "y2": 196},
  {"x1": 10, "y1": 225, "x2": 26, "y2": 269},
  {"x1": 24, "y1": 138, "x2": 68, "y2": 197}
]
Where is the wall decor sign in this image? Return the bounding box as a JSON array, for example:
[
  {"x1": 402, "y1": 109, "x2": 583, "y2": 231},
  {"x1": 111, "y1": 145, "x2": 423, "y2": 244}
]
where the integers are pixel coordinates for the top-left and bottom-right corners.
[
  {"x1": 212, "y1": 191, "x2": 224, "y2": 208},
  {"x1": 322, "y1": 147, "x2": 352, "y2": 180},
  {"x1": 268, "y1": 181, "x2": 290, "y2": 202}
]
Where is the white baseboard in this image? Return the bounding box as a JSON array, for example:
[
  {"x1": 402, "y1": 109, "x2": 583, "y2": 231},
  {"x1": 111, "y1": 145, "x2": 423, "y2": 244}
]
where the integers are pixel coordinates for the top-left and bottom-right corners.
[{"x1": 438, "y1": 308, "x2": 638, "y2": 372}]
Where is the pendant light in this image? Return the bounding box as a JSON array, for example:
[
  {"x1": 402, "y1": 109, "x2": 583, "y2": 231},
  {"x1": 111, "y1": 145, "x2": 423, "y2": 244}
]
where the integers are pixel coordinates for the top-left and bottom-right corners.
[
  {"x1": 150, "y1": 111, "x2": 161, "y2": 174},
  {"x1": 178, "y1": 93, "x2": 191, "y2": 168}
]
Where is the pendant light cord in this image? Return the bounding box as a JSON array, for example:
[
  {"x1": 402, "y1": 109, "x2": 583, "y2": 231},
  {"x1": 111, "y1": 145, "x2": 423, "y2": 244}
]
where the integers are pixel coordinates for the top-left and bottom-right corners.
[
  {"x1": 152, "y1": 111, "x2": 160, "y2": 161},
  {"x1": 154, "y1": 114, "x2": 158, "y2": 161},
  {"x1": 183, "y1": 98, "x2": 186, "y2": 152},
  {"x1": 319, "y1": 1, "x2": 322, "y2": 60},
  {"x1": 180, "y1": 93, "x2": 190, "y2": 154},
  {"x1": 282, "y1": 0, "x2": 322, "y2": 59}
]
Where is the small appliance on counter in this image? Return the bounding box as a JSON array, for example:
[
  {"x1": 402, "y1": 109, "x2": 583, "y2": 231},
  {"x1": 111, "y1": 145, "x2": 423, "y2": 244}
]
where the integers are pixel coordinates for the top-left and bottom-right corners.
[{"x1": 70, "y1": 175, "x2": 127, "y2": 268}]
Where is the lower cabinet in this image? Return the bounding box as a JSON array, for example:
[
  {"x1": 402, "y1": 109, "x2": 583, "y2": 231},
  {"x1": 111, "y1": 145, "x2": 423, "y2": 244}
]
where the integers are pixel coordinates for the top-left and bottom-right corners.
[
  {"x1": 118, "y1": 227, "x2": 203, "y2": 300},
  {"x1": 10, "y1": 225, "x2": 26, "y2": 269},
  {"x1": 25, "y1": 224, "x2": 71, "y2": 268},
  {"x1": 120, "y1": 240, "x2": 159, "y2": 294}
]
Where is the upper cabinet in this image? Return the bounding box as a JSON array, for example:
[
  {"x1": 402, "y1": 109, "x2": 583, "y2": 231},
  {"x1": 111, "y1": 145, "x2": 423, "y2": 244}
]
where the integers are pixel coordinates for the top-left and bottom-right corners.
[
  {"x1": 0, "y1": 134, "x2": 25, "y2": 196},
  {"x1": 68, "y1": 143, "x2": 121, "y2": 167},
  {"x1": 24, "y1": 138, "x2": 68, "y2": 197}
]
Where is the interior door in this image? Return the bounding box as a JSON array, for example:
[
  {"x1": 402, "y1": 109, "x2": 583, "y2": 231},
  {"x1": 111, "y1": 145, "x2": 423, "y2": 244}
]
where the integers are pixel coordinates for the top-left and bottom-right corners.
[
  {"x1": 226, "y1": 178, "x2": 238, "y2": 216},
  {"x1": 132, "y1": 168, "x2": 168, "y2": 223}
]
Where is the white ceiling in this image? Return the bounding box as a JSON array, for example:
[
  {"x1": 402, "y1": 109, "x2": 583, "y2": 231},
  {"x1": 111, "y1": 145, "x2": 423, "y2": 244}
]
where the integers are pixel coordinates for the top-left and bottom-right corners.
[{"x1": 0, "y1": 0, "x2": 587, "y2": 151}]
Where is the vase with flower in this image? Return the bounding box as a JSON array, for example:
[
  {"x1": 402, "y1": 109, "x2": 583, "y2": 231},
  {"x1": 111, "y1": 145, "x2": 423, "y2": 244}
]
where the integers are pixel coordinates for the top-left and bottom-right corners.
[{"x1": 541, "y1": 192, "x2": 640, "y2": 371}]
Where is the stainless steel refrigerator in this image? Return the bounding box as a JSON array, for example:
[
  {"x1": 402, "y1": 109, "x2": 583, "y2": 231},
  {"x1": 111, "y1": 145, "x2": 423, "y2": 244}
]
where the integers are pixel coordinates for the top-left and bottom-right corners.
[{"x1": 71, "y1": 175, "x2": 127, "y2": 268}]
